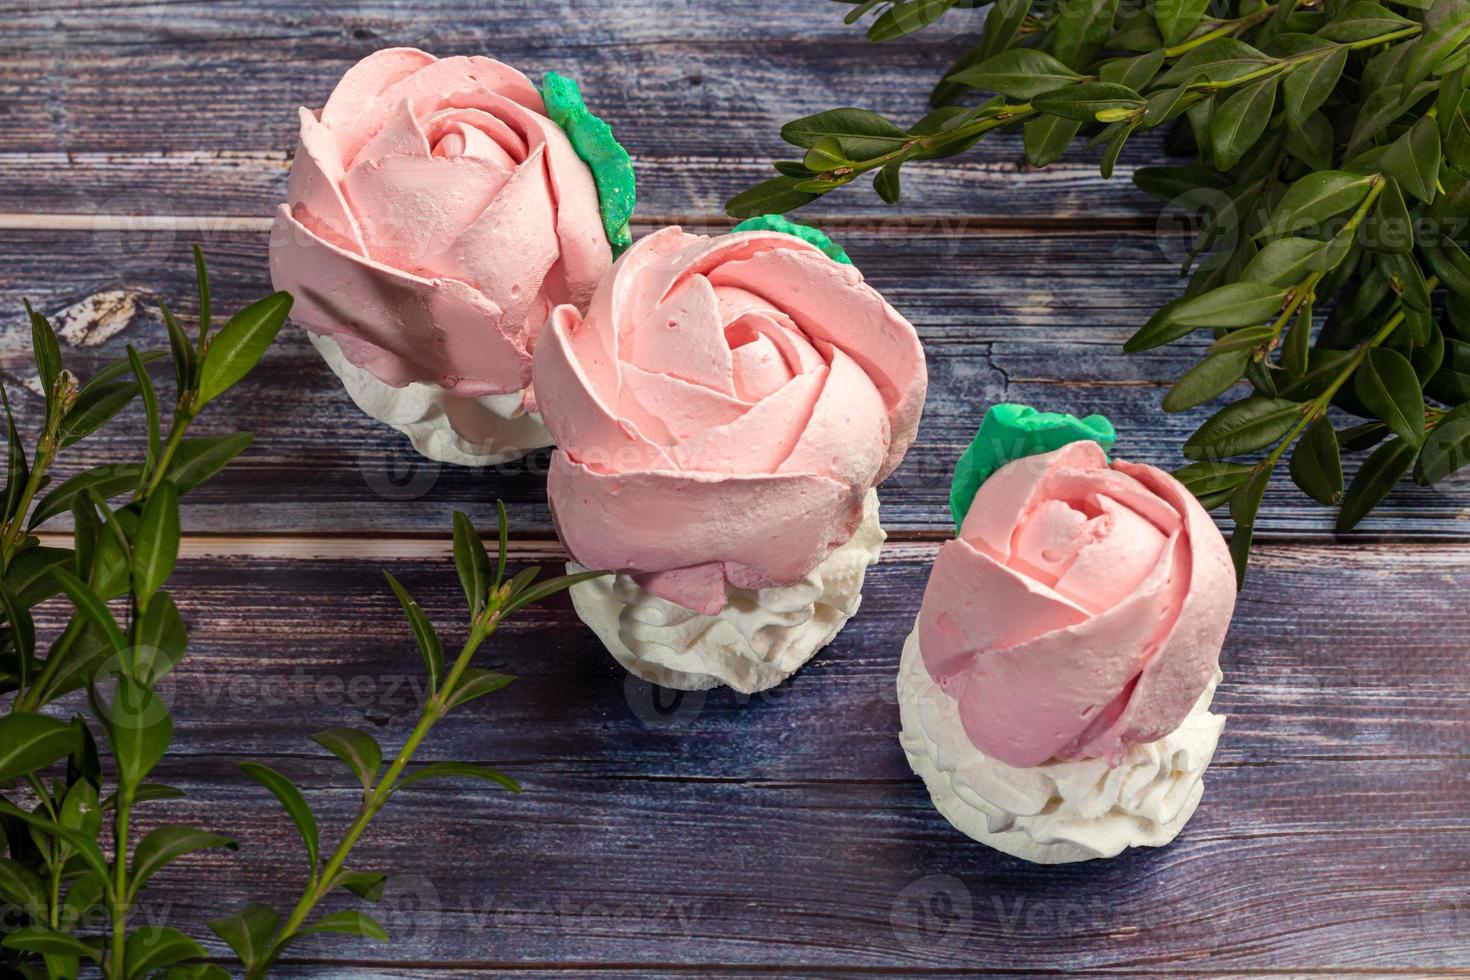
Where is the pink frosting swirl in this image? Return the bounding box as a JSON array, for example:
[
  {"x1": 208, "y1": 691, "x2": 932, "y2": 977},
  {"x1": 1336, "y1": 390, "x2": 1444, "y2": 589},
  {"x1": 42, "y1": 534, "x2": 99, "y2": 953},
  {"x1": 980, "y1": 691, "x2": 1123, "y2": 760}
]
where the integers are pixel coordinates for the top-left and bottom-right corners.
[
  {"x1": 918, "y1": 440, "x2": 1236, "y2": 768},
  {"x1": 269, "y1": 48, "x2": 610, "y2": 400},
  {"x1": 535, "y1": 226, "x2": 927, "y2": 615}
]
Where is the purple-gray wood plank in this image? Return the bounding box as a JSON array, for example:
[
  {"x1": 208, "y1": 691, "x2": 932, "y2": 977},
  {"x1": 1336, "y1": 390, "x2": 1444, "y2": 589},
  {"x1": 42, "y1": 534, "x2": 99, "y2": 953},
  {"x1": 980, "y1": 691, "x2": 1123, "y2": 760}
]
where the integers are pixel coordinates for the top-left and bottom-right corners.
[{"x1": 1, "y1": 0, "x2": 1468, "y2": 975}]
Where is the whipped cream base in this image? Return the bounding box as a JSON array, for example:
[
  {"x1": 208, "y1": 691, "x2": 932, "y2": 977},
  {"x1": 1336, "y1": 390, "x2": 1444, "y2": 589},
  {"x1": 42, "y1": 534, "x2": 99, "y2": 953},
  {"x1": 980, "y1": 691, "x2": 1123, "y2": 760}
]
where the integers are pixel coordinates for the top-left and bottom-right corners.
[
  {"x1": 568, "y1": 490, "x2": 885, "y2": 694},
  {"x1": 898, "y1": 628, "x2": 1224, "y2": 864},
  {"x1": 311, "y1": 332, "x2": 553, "y2": 467}
]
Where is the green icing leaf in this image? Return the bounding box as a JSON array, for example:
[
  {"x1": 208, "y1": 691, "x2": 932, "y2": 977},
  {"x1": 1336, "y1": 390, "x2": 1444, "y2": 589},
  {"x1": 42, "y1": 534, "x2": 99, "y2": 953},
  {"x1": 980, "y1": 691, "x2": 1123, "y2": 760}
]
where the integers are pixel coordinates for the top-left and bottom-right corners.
[
  {"x1": 540, "y1": 71, "x2": 636, "y2": 256},
  {"x1": 950, "y1": 404, "x2": 1117, "y2": 529},
  {"x1": 730, "y1": 214, "x2": 853, "y2": 265}
]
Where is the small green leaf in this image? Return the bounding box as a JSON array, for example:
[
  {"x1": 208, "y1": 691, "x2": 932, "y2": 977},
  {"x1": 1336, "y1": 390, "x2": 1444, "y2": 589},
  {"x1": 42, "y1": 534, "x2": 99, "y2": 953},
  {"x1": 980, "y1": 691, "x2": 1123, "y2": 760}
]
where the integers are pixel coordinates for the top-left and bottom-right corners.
[
  {"x1": 1290, "y1": 415, "x2": 1344, "y2": 504},
  {"x1": 196, "y1": 292, "x2": 293, "y2": 409},
  {"x1": 0, "y1": 801, "x2": 109, "y2": 880},
  {"x1": 1283, "y1": 45, "x2": 1348, "y2": 128},
  {"x1": 59, "y1": 381, "x2": 141, "y2": 449},
  {"x1": 1208, "y1": 324, "x2": 1280, "y2": 353},
  {"x1": 1158, "y1": 38, "x2": 1274, "y2": 86},
  {"x1": 503, "y1": 570, "x2": 611, "y2": 616},
  {"x1": 1317, "y1": 0, "x2": 1415, "y2": 41},
  {"x1": 394, "y1": 762, "x2": 520, "y2": 795},
  {"x1": 1244, "y1": 237, "x2": 1327, "y2": 286},
  {"x1": 30, "y1": 464, "x2": 143, "y2": 529},
  {"x1": 1228, "y1": 466, "x2": 1271, "y2": 586},
  {"x1": 384, "y1": 572, "x2": 443, "y2": 692},
  {"x1": 24, "y1": 301, "x2": 61, "y2": 416},
  {"x1": 1171, "y1": 282, "x2": 1288, "y2": 327},
  {"x1": 1156, "y1": 0, "x2": 1211, "y2": 45},
  {"x1": 780, "y1": 107, "x2": 909, "y2": 159},
  {"x1": 452, "y1": 512, "x2": 492, "y2": 617},
  {"x1": 1261, "y1": 171, "x2": 1375, "y2": 236},
  {"x1": 132, "y1": 481, "x2": 180, "y2": 610},
  {"x1": 1184, "y1": 396, "x2": 1304, "y2": 458},
  {"x1": 0, "y1": 712, "x2": 76, "y2": 783},
  {"x1": 725, "y1": 176, "x2": 820, "y2": 218},
  {"x1": 194, "y1": 245, "x2": 213, "y2": 344},
  {"x1": 299, "y1": 909, "x2": 388, "y2": 942},
  {"x1": 49, "y1": 567, "x2": 127, "y2": 656},
  {"x1": 1211, "y1": 76, "x2": 1279, "y2": 171},
  {"x1": 1416, "y1": 402, "x2": 1470, "y2": 482},
  {"x1": 1381, "y1": 114, "x2": 1443, "y2": 203},
  {"x1": 2, "y1": 927, "x2": 100, "y2": 963},
  {"x1": 128, "y1": 344, "x2": 161, "y2": 484},
  {"x1": 241, "y1": 762, "x2": 319, "y2": 876},
  {"x1": 445, "y1": 668, "x2": 515, "y2": 711},
  {"x1": 310, "y1": 728, "x2": 382, "y2": 792},
  {"x1": 2, "y1": 385, "x2": 30, "y2": 525},
  {"x1": 494, "y1": 499, "x2": 509, "y2": 587},
  {"x1": 160, "y1": 302, "x2": 198, "y2": 395},
  {"x1": 1356, "y1": 347, "x2": 1427, "y2": 444},
  {"x1": 208, "y1": 903, "x2": 279, "y2": 969},
  {"x1": 166, "y1": 433, "x2": 254, "y2": 492},
  {"x1": 130, "y1": 825, "x2": 238, "y2": 898},
  {"x1": 125, "y1": 926, "x2": 207, "y2": 978},
  {"x1": 1337, "y1": 435, "x2": 1419, "y2": 529},
  {"x1": 874, "y1": 161, "x2": 902, "y2": 203},
  {"x1": 1123, "y1": 297, "x2": 1196, "y2": 351},
  {"x1": 99, "y1": 675, "x2": 174, "y2": 790},
  {"x1": 948, "y1": 48, "x2": 1084, "y2": 99},
  {"x1": 330, "y1": 870, "x2": 389, "y2": 902},
  {"x1": 1050, "y1": 0, "x2": 1121, "y2": 68},
  {"x1": 1022, "y1": 114, "x2": 1083, "y2": 167},
  {"x1": 1284, "y1": 111, "x2": 1335, "y2": 172},
  {"x1": 978, "y1": 0, "x2": 1034, "y2": 61},
  {"x1": 1370, "y1": 178, "x2": 1416, "y2": 254},
  {"x1": 1404, "y1": 0, "x2": 1470, "y2": 91},
  {"x1": 0, "y1": 857, "x2": 48, "y2": 914},
  {"x1": 1031, "y1": 82, "x2": 1144, "y2": 121},
  {"x1": 1163, "y1": 350, "x2": 1252, "y2": 412}
]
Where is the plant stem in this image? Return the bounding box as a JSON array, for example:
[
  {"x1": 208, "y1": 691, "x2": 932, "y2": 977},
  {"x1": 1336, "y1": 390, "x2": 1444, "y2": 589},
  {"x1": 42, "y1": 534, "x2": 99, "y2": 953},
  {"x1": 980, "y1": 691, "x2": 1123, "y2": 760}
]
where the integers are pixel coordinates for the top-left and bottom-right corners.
[
  {"x1": 17, "y1": 617, "x2": 82, "y2": 712},
  {"x1": 247, "y1": 615, "x2": 499, "y2": 980},
  {"x1": 0, "y1": 394, "x2": 67, "y2": 572},
  {"x1": 110, "y1": 785, "x2": 133, "y2": 979},
  {"x1": 136, "y1": 413, "x2": 193, "y2": 502}
]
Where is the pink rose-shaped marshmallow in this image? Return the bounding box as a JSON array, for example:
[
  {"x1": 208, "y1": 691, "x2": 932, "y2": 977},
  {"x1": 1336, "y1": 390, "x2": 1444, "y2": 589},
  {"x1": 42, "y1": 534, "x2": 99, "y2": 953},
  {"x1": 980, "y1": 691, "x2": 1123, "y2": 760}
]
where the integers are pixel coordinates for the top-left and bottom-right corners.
[
  {"x1": 535, "y1": 226, "x2": 927, "y2": 615},
  {"x1": 918, "y1": 440, "x2": 1236, "y2": 768},
  {"x1": 269, "y1": 48, "x2": 610, "y2": 401}
]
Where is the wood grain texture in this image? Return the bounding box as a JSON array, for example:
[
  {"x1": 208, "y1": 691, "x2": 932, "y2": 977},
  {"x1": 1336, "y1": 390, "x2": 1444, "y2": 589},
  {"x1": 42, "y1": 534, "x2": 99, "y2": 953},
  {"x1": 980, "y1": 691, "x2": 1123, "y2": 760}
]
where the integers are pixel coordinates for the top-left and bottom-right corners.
[
  {"x1": 21, "y1": 542, "x2": 1467, "y2": 973},
  {"x1": 0, "y1": 0, "x2": 1162, "y2": 221},
  {"x1": 2, "y1": 228, "x2": 1466, "y2": 540}
]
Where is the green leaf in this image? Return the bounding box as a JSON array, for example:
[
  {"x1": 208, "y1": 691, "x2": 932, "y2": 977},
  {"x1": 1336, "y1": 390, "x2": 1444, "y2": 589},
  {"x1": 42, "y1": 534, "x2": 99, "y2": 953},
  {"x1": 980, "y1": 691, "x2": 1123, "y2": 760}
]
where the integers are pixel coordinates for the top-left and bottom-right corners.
[
  {"x1": 1228, "y1": 466, "x2": 1271, "y2": 585},
  {"x1": 24, "y1": 302, "x2": 61, "y2": 416},
  {"x1": 503, "y1": 569, "x2": 610, "y2": 616},
  {"x1": 29, "y1": 464, "x2": 142, "y2": 529},
  {"x1": 0, "y1": 712, "x2": 77, "y2": 782},
  {"x1": 1158, "y1": 38, "x2": 1275, "y2": 86},
  {"x1": 1356, "y1": 347, "x2": 1428, "y2": 444},
  {"x1": 1290, "y1": 415, "x2": 1344, "y2": 504},
  {"x1": 1283, "y1": 45, "x2": 1348, "y2": 128},
  {"x1": 196, "y1": 292, "x2": 292, "y2": 409},
  {"x1": 241, "y1": 762, "x2": 318, "y2": 875},
  {"x1": 979, "y1": 0, "x2": 1034, "y2": 61},
  {"x1": 0, "y1": 857, "x2": 47, "y2": 914},
  {"x1": 1404, "y1": 0, "x2": 1470, "y2": 90},
  {"x1": 130, "y1": 825, "x2": 237, "y2": 898},
  {"x1": 725, "y1": 176, "x2": 820, "y2": 218},
  {"x1": 1031, "y1": 82, "x2": 1144, "y2": 121},
  {"x1": 1208, "y1": 324, "x2": 1281, "y2": 354},
  {"x1": 1163, "y1": 350, "x2": 1252, "y2": 411},
  {"x1": 1261, "y1": 171, "x2": 1376, "y2": 236},
  {"x1": 802, "y1": 136, "x2": 849, "y2": 172},
  {"x1": 1349, "y1": 81, "x2": 1437, "y2": 156},
  {"x1": 132, "y1": 481, "x2": 180, "y2": 611},
  {"x1": 949, "y1": 48, "x2": 1084, "y2": 98},
  {"x1": 1050, "y1": 0, "x2": 1121, "y2": 68},
  {"x1": 445, "y1": 668, "x2": 515, "y2": 711},
  {"x1": 1417, "y1": 402, "x2": 1470, "y2": 482},
  {"x1": 1156, "y1": 0, "x2": 1211, "y2": 45},
  {"x1": 1022, "y1": 114, "x2": 1083, "y2": 167},
  {"x1": 1171, "y1": 282, "x2": 1288, "y2": 327},
  {"x1": 125, "y1": 926, "x2": 207, "y2": 978},
  {"x1": 874, "y1": 161, "x2": 902, "y2": 203},
  {"x1": 299, "y1": 909, "x2": 388, "y2": 942},
  {"x1": 0, "y1": 580, "x2": 35, "y2": 690},
  {"x1": 1370, "y1": 178, "x2": 1416, "y2": 253},
  {"x1": 194, "y1": 245, "x2": 213, "y2": 344},
  {"x1": 2, "y1": 386, "x2": 30, "y2": 525},
  {"x1": 2, "y1": 927, "x2": 100, "y2": 963},
  {"x1": 59, "y1": 381, "x2": 141, "y2": 449},
  {"x1": 134, "y1": 590, "x2": 188, "y2": 685},
  {"x1": 1317, "y1": 0, "x2": 1415, "y2": 41},
  {"x1": 166, "y1": 433, "x2": 253, "y2": 492},
  {"x1": 310, "y1": 728, "x2": 382, "y2": 792},
  {"x1": 452, "y1": 511, "x2": 492, "y2": 617},
  {"x1": 329, "y1": 870, "x2": 389, "y2": 902},
  {"x1": 208, "y1": 903, "x2": 279, "y2": 969},
  {"x1": 128, "y1": 345, "x2": 161, "y2": 484},
  {"x1": 59, "y1": 777, "x2": 101, "y2": 841},
  {"x1": 395, "y1": 762, "x2": 520, "y2": 795},
  {"x1": 1381, "y1": 114, "x2": 1443, "y2": 202},
  {"x1": 1284, "y1": 111, "x2": 1335, "y2": 171},
  {"x1": 1211, "y1": 76, "x2": 1279, "y2": 171},
  {"x1": 867, "y1": 0, "x2": 959, "y2": 41},
  {"x1": 100, "y1": 675, "x2": 174, "y2": 790},
  {"x1": 1099, "y1": 48, "x2": 1165, "y2": 90},
  {"x1": 1282, "y1": 302, "x2": 1314, "y2": 376},
  {"x1": 383, "y1": 572, "x2": 443, "y2": 692},
  {"x1": 102, "y1": 782, "x2": 185, "y2": 811},
  {"x1": 1184, "y1": 396, "x2": 1304, "y2": 458},
  {"x1": 1337, "y1": 435, "x2": 1419, "y2": 529},
  {"x1": 1243, "y1": 237, "x2": 1327, "y2": 286},
  {"x1": 1123, "y1": 297, "x2": 1197, "y2": 351},
  {"x1": 160, "y1": 302, "x2": 198, "y2": 396},
  {"x1": 494, "y1": 499, "x2": 509, "y2": 587},
  {"x1": 780, "y1": 107, "x2": 909, "y2": 159},
  {"x1": 49, "y1": 567, "x2": 127, "y2": 656},
  {"x1": 0, "y1": 801, "x2": 109, "y2": 880}
]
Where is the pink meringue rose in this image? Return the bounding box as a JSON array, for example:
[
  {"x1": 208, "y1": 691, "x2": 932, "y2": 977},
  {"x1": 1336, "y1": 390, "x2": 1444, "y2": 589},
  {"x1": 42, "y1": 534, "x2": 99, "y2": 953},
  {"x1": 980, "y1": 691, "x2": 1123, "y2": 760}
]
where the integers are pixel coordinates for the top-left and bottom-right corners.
[
  {"x1": 269, "y1": 48, "x2": 611, "y2": 401},
  {"x1": 535, "y1": 226, "x2": 927, "y2": 615},
  {"x1": 918, "y1": 440, "x2": 1236, "y2": 769}
]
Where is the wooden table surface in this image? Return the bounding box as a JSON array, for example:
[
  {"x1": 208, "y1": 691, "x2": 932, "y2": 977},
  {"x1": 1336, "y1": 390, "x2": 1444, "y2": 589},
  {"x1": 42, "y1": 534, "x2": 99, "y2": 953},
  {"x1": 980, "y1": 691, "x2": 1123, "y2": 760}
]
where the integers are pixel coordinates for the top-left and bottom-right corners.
[{"x1": 3, "y1": 2, "x2": 1469, "y2": 976}]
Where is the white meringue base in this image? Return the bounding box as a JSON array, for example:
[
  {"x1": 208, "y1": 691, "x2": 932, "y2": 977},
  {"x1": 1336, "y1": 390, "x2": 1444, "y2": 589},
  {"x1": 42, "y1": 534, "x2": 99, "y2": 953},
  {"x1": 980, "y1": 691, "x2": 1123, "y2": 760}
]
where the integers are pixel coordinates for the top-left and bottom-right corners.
[
  {"x1": 310, "y1": 332, "x2": 554, "y2": 466},
  {"x1": 567, "y1": 489, "x2": 885, "y2": 694},
  {"x1": 898, "y1": 628, "x2": 1225, "y2": 864}
]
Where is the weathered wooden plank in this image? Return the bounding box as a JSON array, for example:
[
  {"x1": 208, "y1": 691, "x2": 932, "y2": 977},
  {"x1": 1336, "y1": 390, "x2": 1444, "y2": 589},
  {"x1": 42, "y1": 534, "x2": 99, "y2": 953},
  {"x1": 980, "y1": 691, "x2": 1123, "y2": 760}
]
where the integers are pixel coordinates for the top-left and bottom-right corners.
[
  {"x1": 0, "y1": 1, "x2": 1161, "y2": 220},
  {"x1": 18, "y1": 540, "x2": 1460, "y2": 972},
  {"x1": 1, "y1": 228, "x2": 1465, "y2": 539}
]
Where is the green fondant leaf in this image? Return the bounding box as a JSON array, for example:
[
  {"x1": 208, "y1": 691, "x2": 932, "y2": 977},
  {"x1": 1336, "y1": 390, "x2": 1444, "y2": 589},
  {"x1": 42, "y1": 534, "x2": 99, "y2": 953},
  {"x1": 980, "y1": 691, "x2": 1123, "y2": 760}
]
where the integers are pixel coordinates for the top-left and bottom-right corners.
[
  {"x1": 730, "y1": 214, "x2": 853, "y2": 265},
  {"x1": 540, "y1": 71, "x2": 637, "y2": 256},
  {"x1": 950, "y1": 404, "x2": 1117, "y2": 529}
]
